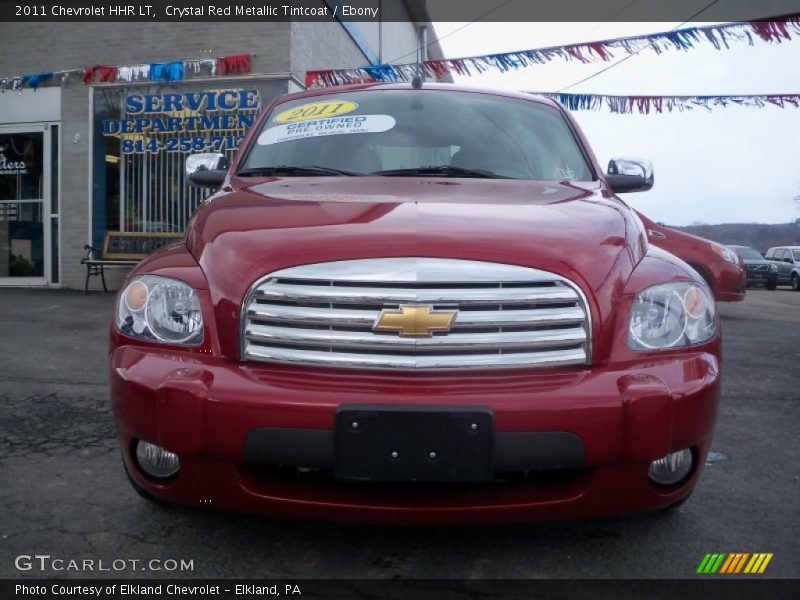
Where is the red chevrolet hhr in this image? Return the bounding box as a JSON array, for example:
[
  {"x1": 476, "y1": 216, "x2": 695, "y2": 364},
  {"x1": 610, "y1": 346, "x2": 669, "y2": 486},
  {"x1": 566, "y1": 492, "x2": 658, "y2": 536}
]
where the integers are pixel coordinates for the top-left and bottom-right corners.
[{"x1": 110, "y1": 84, "x2": 721, "y2": 524}]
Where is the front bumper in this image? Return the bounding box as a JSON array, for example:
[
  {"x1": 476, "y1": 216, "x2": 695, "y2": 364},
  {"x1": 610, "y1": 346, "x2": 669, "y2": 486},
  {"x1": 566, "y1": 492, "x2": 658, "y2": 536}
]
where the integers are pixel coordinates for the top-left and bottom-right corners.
[
  {"x1": 745, "y1": 271, "x2": 777, "y2": 287},
  {"x1": 716, "y1": 265, "x2": 747, "y2": 301},
  {"x1": 111, "y1": 346, "x2": 720, "y2": 524}
]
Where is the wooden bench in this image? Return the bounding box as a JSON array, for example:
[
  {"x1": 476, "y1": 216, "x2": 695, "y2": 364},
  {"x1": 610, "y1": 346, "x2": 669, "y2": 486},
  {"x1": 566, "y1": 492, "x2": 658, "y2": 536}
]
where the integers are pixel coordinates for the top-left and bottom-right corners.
[{"x1": 81, "y1": 231, "x2": 183, "y2": 293}]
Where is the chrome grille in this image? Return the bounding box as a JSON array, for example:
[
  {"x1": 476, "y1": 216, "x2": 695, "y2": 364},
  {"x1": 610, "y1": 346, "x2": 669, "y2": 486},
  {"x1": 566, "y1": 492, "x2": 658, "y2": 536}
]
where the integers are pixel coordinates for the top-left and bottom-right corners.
[
  {"x1": 747, "y1": 264, "x2": 769, "y2": 272},
  {"x1": 241, "y1": 258, "x2": 591, "y2": 370}
]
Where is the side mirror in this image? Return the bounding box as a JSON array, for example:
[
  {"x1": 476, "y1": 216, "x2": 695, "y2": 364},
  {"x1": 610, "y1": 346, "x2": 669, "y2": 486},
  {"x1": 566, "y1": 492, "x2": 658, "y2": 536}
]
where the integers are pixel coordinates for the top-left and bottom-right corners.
[
  {"x1": 606, "y1": 157, "x2": 654, "y2": 193},
  {"x1": 186, "y1": 153, "x2": 229, "y2": 188}
]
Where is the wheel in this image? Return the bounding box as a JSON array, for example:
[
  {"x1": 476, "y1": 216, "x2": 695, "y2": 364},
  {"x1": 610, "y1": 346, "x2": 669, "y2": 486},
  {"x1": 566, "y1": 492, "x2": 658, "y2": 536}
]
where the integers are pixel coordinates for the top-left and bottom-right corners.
[
  {"x1": 766, "y1": 280, "x2": 777, "y2": 291},
  {"x1": 792, "y1": 273, "x2": 799, "y2": 291}
]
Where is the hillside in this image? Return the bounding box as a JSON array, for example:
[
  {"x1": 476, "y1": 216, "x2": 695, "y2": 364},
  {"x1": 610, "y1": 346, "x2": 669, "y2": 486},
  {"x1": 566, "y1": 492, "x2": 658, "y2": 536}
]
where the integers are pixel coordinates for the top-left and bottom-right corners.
[{"x1": 668, "y1": 221, "x2": 800, "y2": 253}]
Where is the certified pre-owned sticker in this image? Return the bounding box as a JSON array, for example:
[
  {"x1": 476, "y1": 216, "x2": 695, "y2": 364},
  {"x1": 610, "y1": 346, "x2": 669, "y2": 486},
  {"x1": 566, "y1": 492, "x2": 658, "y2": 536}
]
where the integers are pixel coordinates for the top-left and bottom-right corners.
[
  {"x1": 258, "y1": 115, "x2": 396, "y2": 145},
  {"x1": 273, "y1": 100, "x2": 359, "y2": 123}
]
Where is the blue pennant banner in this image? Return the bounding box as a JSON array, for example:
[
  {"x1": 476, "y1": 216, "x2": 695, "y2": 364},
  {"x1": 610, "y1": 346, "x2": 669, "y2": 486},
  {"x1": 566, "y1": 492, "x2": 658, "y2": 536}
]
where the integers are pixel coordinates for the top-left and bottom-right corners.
[{"x1": 532, "y1": 92, "x2": 800, "y2": 113}]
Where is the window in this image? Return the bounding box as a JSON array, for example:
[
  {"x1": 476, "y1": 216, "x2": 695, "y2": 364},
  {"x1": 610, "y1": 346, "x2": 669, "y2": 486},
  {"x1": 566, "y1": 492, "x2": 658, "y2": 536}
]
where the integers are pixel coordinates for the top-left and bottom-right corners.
[
  {"x1": 0, "y1": 130, "x2": 45, "y2": 278},
  {"x1": 733, "y1": 247, "x2": 762, "y2": 260},
  {"x1": 242, "y1": 89, "x2": 595, "y2": 181},
  {"x1": 92, "y1": 81, "x2": 285, "y2": 244}
]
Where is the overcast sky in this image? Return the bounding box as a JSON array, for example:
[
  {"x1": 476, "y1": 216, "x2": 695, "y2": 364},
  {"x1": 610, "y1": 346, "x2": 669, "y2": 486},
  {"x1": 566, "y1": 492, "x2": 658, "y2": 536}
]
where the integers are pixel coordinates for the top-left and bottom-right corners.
[{"x1": 430, "y1": 20, "x2": 800, "y2": 225}]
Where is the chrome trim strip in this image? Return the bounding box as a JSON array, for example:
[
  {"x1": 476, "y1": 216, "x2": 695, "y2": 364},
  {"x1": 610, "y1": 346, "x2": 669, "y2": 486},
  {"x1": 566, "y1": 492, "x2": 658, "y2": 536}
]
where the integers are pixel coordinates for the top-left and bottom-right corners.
[
  {"x1": 247, "y1": 304, "x2": 378, "y2": 326},
  {"x1": 247, "y1": 303, "x2": 586, "y2": 328},
  {"x1": 244, "y1": 344, "x2": 588, "y2": 370},
  {"x1": 267, "y1": 257, "x2": 568, "y2": 283},
  {"x1": 245, "y1": 323, "x2": 587, "y2": 351},
  {"x1": 450, "y1": 307, "x2": 586, "y2": 328},
  {"x1": 254, "y1": 283, "x2": 578, "y2": 305}
]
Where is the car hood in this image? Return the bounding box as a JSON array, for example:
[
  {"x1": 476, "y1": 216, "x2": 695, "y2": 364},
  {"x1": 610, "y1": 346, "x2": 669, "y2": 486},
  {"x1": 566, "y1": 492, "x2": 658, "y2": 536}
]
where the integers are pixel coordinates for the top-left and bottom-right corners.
[{"x1": 184, "y1": 177, "x2": 646, "y2": 356}]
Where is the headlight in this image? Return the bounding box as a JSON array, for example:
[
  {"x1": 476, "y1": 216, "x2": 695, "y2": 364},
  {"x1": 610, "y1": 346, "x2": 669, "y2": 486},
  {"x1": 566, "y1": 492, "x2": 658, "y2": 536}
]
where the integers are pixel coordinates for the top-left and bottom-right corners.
[
  {"x1": 769, "y1": 263, "x2": 778, "y2": 273},
  {"x1": 628, "y1": 282, "x2": 715, "y2": 350},
  {"x1": 711, "y1": 243, "x2": 738, "y2": 264},
  {"x1": 117, "y1": 275, "x2": 203, "y2": 345}
]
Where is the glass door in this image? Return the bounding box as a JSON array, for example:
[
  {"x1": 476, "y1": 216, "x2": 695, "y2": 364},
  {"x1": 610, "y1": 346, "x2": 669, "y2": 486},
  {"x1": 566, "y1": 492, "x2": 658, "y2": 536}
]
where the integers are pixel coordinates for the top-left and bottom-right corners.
[{"x1": 0, "y1": 124, "x2": 51, "y2": 284}]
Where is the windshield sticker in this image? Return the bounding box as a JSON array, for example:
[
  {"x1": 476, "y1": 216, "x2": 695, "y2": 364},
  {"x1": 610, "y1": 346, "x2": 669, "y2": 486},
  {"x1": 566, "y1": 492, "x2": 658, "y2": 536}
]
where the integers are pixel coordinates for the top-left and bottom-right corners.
[
  {"x1": 556, "y1": 166, "x2": 577, "y2": 180},
  {"x1": 273, "y1": 100, "x2": 359, "y2": 123},
  {"x1": 257, "y1": 115, "x2": 396, "y2": 146}
]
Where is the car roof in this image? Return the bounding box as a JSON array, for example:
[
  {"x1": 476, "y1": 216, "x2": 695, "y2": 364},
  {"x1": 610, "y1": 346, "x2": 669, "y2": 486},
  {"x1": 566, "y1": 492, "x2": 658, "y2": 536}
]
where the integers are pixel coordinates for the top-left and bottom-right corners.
[{"x1": 768, "y1": 246, "x2": 800, "y2": 250}]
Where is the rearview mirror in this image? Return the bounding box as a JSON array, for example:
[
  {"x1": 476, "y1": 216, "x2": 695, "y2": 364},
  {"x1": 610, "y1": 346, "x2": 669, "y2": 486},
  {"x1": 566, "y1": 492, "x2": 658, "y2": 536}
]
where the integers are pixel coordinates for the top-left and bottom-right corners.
[
  {"x1": 606, "y1": 157, "x2": 654, "y2": 193},
  {"x1": 186, "y1": 153, "x2": 229, "y2": 188}
]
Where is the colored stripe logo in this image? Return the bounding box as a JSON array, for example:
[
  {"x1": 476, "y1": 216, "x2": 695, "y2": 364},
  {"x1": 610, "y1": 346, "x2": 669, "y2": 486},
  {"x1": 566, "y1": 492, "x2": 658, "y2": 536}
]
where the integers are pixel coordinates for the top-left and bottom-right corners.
[{"x1": 697, "y1": 553, "x2": 773, "y2": 574}]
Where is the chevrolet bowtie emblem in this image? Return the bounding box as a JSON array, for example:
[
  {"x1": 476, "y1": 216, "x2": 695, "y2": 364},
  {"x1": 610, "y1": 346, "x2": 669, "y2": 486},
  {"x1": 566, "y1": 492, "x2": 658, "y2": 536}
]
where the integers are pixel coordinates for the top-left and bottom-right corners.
[{"x1": 373, "y1": 305, "x2": 457, "y2": 338}]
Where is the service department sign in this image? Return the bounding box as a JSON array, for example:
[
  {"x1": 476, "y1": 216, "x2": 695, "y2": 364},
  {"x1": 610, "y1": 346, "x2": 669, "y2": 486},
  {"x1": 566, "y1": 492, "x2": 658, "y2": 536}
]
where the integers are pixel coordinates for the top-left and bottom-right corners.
[{"x1": 103, "y1": 89, "x2": 261, "y2": 154}]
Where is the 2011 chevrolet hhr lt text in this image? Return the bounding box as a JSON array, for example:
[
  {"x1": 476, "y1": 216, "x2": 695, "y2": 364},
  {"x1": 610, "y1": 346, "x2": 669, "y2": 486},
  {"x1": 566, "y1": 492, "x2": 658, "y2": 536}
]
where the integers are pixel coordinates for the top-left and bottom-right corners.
[{"x1": 110, "y1": 83, "x2": 721, "y2": 524}]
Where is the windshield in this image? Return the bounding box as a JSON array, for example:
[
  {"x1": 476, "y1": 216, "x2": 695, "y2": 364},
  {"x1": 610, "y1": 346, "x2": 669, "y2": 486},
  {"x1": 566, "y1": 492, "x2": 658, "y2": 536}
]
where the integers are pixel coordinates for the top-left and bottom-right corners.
[
  {"x1": 239, "y1": 89, "x2": 594, "y2": 181},
  {"x1": 793, "y1": 250, "x2": 800, "y2": 261},
  {"x1": 732, "y1": 246, "x2": 763, "y2": 260}
]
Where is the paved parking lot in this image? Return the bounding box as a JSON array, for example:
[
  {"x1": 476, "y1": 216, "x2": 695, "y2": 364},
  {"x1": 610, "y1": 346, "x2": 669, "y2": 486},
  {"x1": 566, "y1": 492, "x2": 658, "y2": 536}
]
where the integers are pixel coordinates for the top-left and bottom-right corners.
[{"x1": 0, "y1": 287, "x2": 798, "y2": 579}]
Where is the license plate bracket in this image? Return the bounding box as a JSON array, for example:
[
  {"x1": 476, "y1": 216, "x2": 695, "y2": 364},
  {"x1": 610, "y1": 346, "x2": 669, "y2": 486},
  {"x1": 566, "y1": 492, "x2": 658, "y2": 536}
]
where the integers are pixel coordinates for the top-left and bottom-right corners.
[{"x1": 334, "y1": 405, "x2": 494, "y2": 482}]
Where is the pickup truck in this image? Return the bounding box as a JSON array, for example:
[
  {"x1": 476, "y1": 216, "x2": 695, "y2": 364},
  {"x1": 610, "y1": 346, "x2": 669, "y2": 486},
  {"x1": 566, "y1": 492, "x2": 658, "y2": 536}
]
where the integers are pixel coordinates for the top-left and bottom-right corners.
[{"x1": 110, "y1": 83, "x2": 720, "y2": 524}]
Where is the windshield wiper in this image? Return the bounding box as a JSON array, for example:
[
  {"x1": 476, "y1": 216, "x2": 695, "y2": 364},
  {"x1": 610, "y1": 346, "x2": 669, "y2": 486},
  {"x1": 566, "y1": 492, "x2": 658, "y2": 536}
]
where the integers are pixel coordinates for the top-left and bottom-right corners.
[
  {"x1": 237, "y1": 165, "x2": 363, "y2": 177},
  {"x1": 369, "y1": 165, "x2": 510, "y2": 179}
]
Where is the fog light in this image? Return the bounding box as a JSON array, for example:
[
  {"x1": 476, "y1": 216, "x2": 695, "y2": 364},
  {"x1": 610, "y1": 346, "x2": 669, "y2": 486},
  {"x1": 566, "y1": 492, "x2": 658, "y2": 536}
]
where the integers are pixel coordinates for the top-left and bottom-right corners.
[
  {"x1": 135, "y1": 440, "x2": 180, "y2": 479},
  {"x1": 649, "y1": 448, "x2": 693, "y2": 486}
]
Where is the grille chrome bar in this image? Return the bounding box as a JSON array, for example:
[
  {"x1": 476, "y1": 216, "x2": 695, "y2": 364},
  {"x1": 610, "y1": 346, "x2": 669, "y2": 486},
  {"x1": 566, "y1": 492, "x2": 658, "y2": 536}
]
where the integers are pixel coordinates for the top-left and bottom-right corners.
[
  {"x1": 254, "y1": 283, "x2": 579, "y2": 305},
  {"x1": 245, "y1": 323, "x2": 587, "y2": 351},
  {"x1": 245, "y1": 345, "x2": 588, "y2": 370},
  {"x1": 241, "y1": 258, "x2": 592, "y2": 370},
  {"x1": 246, "y1": 303, "x2": 586, "y2": 328}
]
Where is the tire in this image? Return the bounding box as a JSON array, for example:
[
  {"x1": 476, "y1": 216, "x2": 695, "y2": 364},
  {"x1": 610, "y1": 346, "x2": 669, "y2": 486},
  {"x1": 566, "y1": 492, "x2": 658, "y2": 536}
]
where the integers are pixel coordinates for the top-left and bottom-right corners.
[
  {"x1": 766, "y1": 280, "x2": 777, "y2": 291},
  {"x1": 792, "y1": 274, "x2": 800, "y2": 291}
]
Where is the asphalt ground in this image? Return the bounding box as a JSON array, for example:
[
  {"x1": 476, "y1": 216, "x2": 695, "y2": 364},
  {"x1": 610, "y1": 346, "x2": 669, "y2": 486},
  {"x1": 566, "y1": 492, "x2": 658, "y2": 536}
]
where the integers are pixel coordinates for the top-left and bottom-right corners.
[{"x1": 0, "y1": 287, "x2": 798, "y2": 580}]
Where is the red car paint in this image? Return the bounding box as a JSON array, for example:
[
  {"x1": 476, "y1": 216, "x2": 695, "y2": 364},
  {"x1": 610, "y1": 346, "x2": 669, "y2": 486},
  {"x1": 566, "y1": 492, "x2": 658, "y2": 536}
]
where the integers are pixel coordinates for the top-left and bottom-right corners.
[
  {"x1": 110, "y1": 84, "x2": 721, "y2": 523},
  {"x1": 636, "y1": 211, "x2": 746, "y2": 302}
]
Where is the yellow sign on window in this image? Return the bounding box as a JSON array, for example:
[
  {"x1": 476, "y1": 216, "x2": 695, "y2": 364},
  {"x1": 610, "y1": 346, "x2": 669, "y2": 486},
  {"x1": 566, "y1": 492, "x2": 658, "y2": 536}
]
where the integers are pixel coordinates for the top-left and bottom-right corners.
[{"x1": 273, "y1": 100, "x2": 358, "y2": 123}]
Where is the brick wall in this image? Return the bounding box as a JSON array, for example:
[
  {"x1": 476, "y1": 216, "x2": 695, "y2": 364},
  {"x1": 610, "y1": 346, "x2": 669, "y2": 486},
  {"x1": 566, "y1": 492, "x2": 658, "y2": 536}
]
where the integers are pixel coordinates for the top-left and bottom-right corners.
[
  {"x1": 0, "y1": 18, "x2": 430, "y2": 289},
  {"x1": 0, "y1": 22, "x2": 290, "y2": 289}
]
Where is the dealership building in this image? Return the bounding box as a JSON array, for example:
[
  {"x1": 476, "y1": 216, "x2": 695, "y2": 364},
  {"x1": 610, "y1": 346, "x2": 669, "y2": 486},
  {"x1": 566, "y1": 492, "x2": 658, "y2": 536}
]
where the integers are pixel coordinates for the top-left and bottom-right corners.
[{"x1": 0, "y1": 2, "x2": 445, "y2": 289}]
